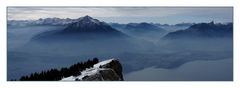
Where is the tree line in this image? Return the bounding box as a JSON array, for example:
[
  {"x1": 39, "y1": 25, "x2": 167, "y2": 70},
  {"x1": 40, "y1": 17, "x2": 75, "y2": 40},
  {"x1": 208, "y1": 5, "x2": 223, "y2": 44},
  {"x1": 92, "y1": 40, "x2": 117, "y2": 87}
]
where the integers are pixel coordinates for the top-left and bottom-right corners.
[{"x1": 18, "y1": 57, "x2": 99, "y2": 81}]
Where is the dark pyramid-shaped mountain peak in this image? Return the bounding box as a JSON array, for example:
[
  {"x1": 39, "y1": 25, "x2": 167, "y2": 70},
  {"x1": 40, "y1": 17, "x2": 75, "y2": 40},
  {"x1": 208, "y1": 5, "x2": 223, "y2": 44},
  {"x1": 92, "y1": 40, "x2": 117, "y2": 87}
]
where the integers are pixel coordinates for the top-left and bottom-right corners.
[
  {"x1": 63, "y1": 15, "x2": 120, "y2": 33},
  {"x1": 32, "y1": 15, "x2": 128, "y2": 42},
  {"x1": 81, "y1": 15, "x2": 92, "y2": 19},
  {"x1": 75, "y1": 15, "x2": 101, "y2": 25}
]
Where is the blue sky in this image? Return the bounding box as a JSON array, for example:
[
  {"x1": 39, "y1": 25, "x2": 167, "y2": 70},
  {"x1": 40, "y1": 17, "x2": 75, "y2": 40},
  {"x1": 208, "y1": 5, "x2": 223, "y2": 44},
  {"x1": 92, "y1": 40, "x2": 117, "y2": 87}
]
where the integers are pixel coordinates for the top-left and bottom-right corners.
[{"x1": 7, "y1": 7, "x2": 233, "y2": 24}]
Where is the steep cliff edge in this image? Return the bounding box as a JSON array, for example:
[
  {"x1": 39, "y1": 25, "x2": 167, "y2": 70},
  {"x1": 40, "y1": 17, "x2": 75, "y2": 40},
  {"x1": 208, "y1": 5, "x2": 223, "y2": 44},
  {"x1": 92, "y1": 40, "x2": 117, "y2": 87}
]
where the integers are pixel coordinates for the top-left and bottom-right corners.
[{"x1": 61, "y1": 59, "x2": 124, "y2": 81}]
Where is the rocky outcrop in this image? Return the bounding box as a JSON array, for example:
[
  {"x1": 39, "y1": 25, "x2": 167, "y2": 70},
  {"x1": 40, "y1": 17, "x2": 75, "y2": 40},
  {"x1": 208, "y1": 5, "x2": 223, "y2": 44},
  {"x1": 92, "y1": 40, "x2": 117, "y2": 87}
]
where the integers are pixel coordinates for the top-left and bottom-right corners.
[
  {"x1": 61, "y1": 59, "x2": 124, "y2": 81},
  {"x1": 81, "y1": 68, "x2": 122, "y2": 81},
  {"x1": 98, "y1": 59, "x2": 123, "y2": 80}
]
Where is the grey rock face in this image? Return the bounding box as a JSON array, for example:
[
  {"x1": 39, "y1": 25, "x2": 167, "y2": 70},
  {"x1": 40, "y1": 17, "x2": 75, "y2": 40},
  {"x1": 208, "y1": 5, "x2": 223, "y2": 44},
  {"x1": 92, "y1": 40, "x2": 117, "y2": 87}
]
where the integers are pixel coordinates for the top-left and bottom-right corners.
[
  {"x1": 99, "y1": 59, "x2": 124, "y2": 80},
  {"x1": 81, "y1": 68, "x2": 122, "y2": 81},
  {"x1": 80, "y1": 59, "x2": 124, "y2": 81}
]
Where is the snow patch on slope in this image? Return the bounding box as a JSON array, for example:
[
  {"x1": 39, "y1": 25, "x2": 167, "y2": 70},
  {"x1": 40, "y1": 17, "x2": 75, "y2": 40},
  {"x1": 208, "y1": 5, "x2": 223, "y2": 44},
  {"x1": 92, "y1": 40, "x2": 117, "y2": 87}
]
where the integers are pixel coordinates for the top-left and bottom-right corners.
[
  {"x1": 94, "y1": 59, "x2": 114, "y2": 68},
  {"x1": 61, "y1": 58, "x2": 115, "y2": 81}
]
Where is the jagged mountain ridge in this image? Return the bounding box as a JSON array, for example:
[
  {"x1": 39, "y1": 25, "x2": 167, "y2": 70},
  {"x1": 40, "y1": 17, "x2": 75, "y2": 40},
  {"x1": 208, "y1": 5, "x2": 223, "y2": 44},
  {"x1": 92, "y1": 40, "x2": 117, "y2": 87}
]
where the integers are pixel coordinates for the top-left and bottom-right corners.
[
  {"x1": 32, "y1": 15, "x2": 128, "y2": 42},
  {"x1": 163, "y1": 21, "x2": 233, "y2": 39},
  {"x1": 121, "y1": 22, "x2": 167, "y2": 36},
  {"x1": 125, "y1": 22, "x2": 165, "y2": 32},
  {"x1": 25, "y1": 16, "x2": 152, "y2": 54},
  {"x1": 8, "y1": 18, "x2": 75, "y2": 26},
  {"x1": 109, "y1": 22, "x2": 167, "y2": 41},
  {"x1": 62, "y1": 16, "x2": 126, "y2": 36}
]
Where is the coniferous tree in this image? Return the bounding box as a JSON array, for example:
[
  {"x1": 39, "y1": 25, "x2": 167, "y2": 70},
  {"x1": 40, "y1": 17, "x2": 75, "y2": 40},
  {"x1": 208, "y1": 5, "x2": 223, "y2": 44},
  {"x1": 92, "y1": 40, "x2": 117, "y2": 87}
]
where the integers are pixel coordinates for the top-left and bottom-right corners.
[{"x1": 18, "y1": 57, "x2": 100, "y2": 81}]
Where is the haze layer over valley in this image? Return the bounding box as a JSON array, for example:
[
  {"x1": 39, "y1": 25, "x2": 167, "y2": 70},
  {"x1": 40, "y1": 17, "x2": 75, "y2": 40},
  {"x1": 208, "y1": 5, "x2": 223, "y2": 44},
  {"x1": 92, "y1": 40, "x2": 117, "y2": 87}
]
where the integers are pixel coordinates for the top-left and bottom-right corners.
[{"x1": 8, "y1": 7, "x2": 233, "y2": 81}]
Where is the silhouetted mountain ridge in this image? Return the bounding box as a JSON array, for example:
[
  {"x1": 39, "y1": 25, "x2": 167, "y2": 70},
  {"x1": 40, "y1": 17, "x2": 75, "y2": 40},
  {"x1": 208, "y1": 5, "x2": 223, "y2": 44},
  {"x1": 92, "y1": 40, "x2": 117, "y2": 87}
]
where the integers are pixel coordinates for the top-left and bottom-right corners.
[
  {"x1": 163, "y1": 21, "x2": 233, "y2": 39},
  {"x1": 125, "y1": 22, "x2": 166, "y2": 32}
]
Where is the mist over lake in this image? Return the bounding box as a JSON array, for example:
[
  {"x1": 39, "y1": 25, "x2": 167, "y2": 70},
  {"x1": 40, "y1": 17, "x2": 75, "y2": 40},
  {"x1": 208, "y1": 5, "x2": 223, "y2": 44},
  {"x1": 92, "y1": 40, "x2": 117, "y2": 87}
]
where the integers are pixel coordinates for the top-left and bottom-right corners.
[{"x1": 7, "y1": 7, "x2": 233, "y2": 81}]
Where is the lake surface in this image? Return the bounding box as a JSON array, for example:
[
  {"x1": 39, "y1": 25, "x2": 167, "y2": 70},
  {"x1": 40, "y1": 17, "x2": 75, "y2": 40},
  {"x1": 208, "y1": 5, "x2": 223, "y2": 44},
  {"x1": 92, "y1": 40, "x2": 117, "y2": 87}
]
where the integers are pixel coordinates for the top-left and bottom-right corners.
[{"x1": 125, "y1": 58, "x2": 233, "y2": 81}]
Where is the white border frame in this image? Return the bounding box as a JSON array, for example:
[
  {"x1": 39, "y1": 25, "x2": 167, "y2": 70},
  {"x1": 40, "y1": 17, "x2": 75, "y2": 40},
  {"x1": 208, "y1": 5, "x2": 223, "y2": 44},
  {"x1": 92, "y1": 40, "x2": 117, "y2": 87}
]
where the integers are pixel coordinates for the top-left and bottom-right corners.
[{"x1": 1, "y1": 0, "x2": 239, "y2": 88}]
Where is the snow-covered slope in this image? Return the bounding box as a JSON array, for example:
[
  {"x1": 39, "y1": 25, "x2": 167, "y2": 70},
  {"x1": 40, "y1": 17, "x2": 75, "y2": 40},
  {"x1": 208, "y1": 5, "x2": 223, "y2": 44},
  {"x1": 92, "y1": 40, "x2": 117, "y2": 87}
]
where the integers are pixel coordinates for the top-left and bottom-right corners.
[
  {"x1": 63, "y1": 15, "x2": 123, "y2": 34},
  {"x1": 8, "y1": 15, "x2": 107, "y2": 26},
  {"x1": 8, "y1": 18, "x2": 75, "y2": 26},
  {"x1": 61, "y1": 59, "x2": 123, "y2": 81}
]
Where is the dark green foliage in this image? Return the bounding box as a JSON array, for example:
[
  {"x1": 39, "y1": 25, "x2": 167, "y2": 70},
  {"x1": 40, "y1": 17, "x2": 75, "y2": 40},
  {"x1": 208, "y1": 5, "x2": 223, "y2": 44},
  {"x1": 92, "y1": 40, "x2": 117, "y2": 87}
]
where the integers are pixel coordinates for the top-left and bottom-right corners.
[{"x1": 18, "y1": 58, "x2": 99, "y2": 81}]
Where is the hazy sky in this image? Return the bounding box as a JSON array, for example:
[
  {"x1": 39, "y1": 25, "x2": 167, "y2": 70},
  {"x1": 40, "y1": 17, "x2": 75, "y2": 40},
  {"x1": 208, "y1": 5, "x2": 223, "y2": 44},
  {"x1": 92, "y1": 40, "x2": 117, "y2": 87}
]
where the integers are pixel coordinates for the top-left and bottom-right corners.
[{"x1": 8, "y1": 7, "x2": 233, "y2": 24}]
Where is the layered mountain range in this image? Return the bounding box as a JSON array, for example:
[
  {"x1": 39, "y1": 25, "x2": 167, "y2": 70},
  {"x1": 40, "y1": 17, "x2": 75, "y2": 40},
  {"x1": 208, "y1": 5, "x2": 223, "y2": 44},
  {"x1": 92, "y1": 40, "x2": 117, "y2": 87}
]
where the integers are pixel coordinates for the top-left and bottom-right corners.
[
  {"x1": 8, "y1": 18, "x2": 76, "y2": 26},
  {"x1": 32, "y1": 16, "x2": 128, "y2": 42},
  {"x1": 26, "y1": 16, "x2": 151, "y2": 54}
]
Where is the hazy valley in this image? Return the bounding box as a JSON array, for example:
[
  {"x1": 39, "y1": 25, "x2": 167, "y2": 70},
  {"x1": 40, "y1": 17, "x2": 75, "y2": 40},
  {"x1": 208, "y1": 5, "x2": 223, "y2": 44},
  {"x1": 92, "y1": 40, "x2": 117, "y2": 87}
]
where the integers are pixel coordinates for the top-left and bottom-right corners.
[{"x1": 8, "y1": 15, "x2": 233, "y2": 81}]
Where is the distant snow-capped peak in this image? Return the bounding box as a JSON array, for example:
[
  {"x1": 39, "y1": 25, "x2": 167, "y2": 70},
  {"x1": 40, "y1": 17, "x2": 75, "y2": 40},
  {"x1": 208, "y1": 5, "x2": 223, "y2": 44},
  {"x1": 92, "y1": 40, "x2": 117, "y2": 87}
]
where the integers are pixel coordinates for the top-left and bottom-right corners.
[
  {"x1": 74, "y1": 15, "x2": 102, "y2": 25},
  {"x1": 7, "y1": 15, "x2": 104, "y2": 26}
]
